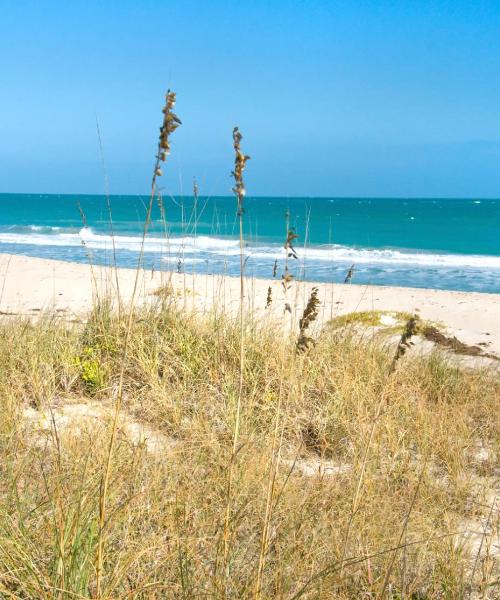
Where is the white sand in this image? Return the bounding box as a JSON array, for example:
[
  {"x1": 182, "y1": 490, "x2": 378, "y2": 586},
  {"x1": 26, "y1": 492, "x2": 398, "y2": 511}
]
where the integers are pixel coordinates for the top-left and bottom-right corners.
[{"x1": 1, "y1": 253, "x2": 499, "y2": 357}]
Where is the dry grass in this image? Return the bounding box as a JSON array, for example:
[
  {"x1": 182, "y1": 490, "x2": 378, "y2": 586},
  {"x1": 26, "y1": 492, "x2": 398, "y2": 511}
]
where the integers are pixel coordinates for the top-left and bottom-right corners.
[
  {"x1": 0, "y1": 302, "x2": 498, "y2": 599},
  {"x1": 1, "y1": 89, "x2": 498, "y2": 600}
]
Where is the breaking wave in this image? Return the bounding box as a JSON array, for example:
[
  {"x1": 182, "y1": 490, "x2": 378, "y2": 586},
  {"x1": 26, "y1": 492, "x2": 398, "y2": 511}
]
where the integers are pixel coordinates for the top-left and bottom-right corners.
[{"x1": 0, "y1": 226, "x2": 498, "y2": 270}]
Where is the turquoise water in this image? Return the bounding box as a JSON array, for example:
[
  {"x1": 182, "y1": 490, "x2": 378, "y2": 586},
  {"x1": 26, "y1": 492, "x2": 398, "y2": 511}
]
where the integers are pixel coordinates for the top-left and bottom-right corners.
[{"x1": 0, "y1": 193, "x2": 499, "y2": 293}]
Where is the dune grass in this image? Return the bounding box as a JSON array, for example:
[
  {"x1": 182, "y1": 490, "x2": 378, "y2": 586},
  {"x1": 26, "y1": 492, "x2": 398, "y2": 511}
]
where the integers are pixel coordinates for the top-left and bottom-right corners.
[
  {"x1": 328, "y1": 310, "x2": 415, "y2": 329},
  {"x1": 0, "y1": 302, "x2": 497, "y2": 599},
  {"x1": 0, "y1": 90, "x2": 498, "y2": 599}
]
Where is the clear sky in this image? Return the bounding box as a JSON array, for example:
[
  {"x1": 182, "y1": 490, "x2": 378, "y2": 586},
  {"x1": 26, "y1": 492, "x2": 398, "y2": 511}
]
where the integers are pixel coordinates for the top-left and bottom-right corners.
[{"x1": 1, "y1": 0, "x2": 500, "y2": 197}]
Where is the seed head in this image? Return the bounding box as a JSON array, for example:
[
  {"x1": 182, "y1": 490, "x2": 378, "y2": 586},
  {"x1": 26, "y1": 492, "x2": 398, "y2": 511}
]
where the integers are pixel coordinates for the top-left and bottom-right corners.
[
  {"x1": 281, "y1": 267, "x2": 294, "y2": 292},
  {"x1": 390, "y1": 315, "x2": 420, "y2": 372},
  {"x1": 265, "y1": 286, "x2": 272, "y2": 309},
  {"x1": 157, "y1": 90, "x2": 181, "y2": 171},
  {"x1": 344, "y1": 264, "x2": 355, "y2": 284},
  {"x1": 284, "y1": 228, "x2": 299, "y2": 260},
  {"x1": 297, "y1": 287, "x2": 321, "y2": 352},
  {"x1": 231, "y1": 126, "x2": 250, "y2": 216}
]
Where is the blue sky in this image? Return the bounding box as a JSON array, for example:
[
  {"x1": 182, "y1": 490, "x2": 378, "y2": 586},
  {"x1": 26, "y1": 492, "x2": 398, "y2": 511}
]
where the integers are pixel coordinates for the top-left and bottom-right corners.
[{"x1": 1, "y1": 0, "x2": 500, "y2": 197}]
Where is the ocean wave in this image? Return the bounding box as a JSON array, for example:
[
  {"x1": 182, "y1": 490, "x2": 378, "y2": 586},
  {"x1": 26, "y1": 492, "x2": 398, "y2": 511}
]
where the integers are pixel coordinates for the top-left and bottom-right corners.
[
  {"x1": 0, "y1": 227, "x2": 498, "y2": 270},
  {"x1": 163, "y1": 257, "x2": 207, "y2": 264},
  {"x1": 0, "y1": 228, "x2": 240, "y2": 253},
  {"x1": 28, "y1": 225, "x2": 62, "y2": 232},
  {"x1": 7, "y1": 224, "x2": 64, "y2": 233},
  {"x1": 249, "y1": 246, "x2": 500, "y2": 268}
]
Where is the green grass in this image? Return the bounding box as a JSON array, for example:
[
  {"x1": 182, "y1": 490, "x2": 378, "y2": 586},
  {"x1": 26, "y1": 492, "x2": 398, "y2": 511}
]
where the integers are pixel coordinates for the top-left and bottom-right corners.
[{"x1": 328, "y1": 310, "x2": 415, "y2": 330}]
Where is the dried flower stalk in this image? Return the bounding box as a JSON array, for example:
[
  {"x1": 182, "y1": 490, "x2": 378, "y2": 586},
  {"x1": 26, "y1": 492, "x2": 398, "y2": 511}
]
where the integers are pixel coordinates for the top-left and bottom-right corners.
[
  {"x1": 223, "y1": 126, "x2": 250, "y2": 578},
  {"x1": 96, "y1": 90, "x2": 180, "y2": 598},
  {"x1": 157, "y1": 91, "x2": 181, "y2": 168},
  {"x1": 284, "y1": 228, "x2": 299, "y2": 260},
  {"x1": 265, "y1": 286, "x2": 272, "y2": 309},
  {"x1": 281, "y1": 268, "x2": 294, "y2": 293},
  {"x1": 231, "y1": 127, "x2": 251, "y2": 217},
  {"x1": 390, "y1": 315, "x2": 419, "y2": 371},
  {"x1": 344, "y1": 263, "x2": 355, "y2": 284},
  {"x1": 297, "y1": 287, "x2": 320, "y2": 352}
]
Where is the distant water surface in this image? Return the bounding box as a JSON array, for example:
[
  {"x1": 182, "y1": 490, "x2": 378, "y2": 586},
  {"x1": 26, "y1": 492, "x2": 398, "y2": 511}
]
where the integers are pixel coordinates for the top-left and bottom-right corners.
[{"x1": 0, "y1": 194, "x2": 498, "y2": 293}]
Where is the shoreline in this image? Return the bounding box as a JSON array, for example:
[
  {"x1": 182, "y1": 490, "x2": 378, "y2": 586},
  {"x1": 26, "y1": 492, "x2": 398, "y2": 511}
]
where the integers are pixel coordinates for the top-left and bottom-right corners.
[{"x1": 1, "y1": 252, "x2": 499, "y2": 357}]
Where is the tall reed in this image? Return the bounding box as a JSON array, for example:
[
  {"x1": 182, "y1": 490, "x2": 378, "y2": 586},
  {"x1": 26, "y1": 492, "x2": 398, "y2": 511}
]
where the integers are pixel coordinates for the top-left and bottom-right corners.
[
  {"x1": 296, "y1": 286, "x2": 320, "y2": 352},
  {"x1": 281, "y1": 211, "x2": 297, "y2": 313},
  {"x1": 344, "y1": 263, "x2": 355, "y2": 284},
  {"x1": 339, "y1": 313, "x2": 419, "y2": 580},
  {"x1": 254, "y1": 213, "x2": 303, "y2": 599},
  {"x1": 76, "y1": 202, "x2": 99, "y2": 301},
  {"x1": 193, "y1": 176, "x2": 199, "y2": 238},
  {"x1": 95, "y1": 116, "x2": 121, "y2": 314},
  {"x1": 222, "y1": 126, "x2": 250, "y2": 579},
  {"x1": 390, "y1": 315, "x2": 419, "y2": 373},
  {"x1": 95, "y1": 90, "x2": 181, "y2": 598}
]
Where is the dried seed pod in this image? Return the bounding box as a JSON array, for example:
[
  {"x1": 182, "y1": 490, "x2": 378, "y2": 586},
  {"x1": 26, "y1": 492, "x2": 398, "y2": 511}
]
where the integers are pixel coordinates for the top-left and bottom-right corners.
[
  {"x1": 344, "y1": 264, "x2": 355, "y2": 284},
  {"x1": 265, "y1": 286, "x2": 272, "y2": 308},
  {"x1": 231, "y1": 126, "x2": 250, "y2": 216},
  {"x1": 297, "y1": 287, "x2": 321, "y2": 353},
  {"x1": 281, "y1": 268, "x2": 294, "y2": 292},
  {"x1": 157, "y1": 90, "x2": 181, "y2": 165},
  {"x1": 390, "y1": 315, "x2": 420, "y2": 372}
]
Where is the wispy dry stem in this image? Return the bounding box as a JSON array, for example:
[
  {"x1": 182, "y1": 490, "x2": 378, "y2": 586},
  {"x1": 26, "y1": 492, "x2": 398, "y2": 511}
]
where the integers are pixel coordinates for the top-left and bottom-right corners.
[
  {"x1": 95, "y1": 90, "x2": 180, "y2": 598},
  {"x1": 222, "y1": 126, "x2": 250, "y2": 582}
]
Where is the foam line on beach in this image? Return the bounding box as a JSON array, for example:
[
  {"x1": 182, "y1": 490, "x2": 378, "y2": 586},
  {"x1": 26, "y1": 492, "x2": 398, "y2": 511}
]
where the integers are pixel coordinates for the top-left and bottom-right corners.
[{"x1": 0, "y1": 226, "x2": 499, "y2": 270}]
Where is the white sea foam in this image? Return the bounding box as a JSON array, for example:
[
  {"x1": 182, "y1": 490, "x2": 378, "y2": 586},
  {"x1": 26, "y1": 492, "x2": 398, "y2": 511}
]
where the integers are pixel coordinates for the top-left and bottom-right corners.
[
  {"x1": 7, "y1": 225, "x2": 62, "y2": 233},
  {"x1": 249, "y1": 246, "x2": 500, "y2": 269},
  {"x1": 28, "y1": 225, "x2": 61, "y2": 232},
  {"x1": 162, "y1": 257, "x2": 207, "y2": 264},
  {"x1": 0, "y1": 227, "x2": 498, "y2": 270}
]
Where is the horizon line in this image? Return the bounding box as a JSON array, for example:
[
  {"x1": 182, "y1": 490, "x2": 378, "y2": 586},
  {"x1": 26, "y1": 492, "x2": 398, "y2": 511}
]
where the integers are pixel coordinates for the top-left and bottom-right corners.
[{"x1": 0, "y1": 192, "x2": 498, "y2": 201}]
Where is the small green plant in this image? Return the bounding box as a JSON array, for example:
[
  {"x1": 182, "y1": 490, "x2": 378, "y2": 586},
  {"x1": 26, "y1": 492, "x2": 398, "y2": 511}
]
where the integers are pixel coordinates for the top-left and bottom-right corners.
[
  {"x1": 328, "y1": 310, "x2": 414, "y2": 329},
  {"x1": 75, "y1": 346, "x2": 105, "y2": 393}
]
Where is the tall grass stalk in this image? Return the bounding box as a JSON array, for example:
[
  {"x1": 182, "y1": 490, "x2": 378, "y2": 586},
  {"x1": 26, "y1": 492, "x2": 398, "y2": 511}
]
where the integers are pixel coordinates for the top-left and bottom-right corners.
[
  {"x1": 339, "y1": 384, "x2": 390, "y2": 578},
  {"x1": 192, "y1": 177, "x2": 199, "y2": 298},
  {"x1": 76, "y1": 202, "x2": 99, "y2": 302},
  {"x1": 377, "y1": 458, "x2": 427, "y2": 598},
  {"x1": 254, "y1": 212, "x2": 306, "y2": 599},
  {"x1": 95, "y1": 116, "x2": 121, "y2": 316},
  {"x1": 95, "y1": 90, "x2": 181, "y2": 598},
  {"x1": 253, "y1": 360, "x2": 287, "y2": 597},
  {"x1": 222, "y1": 127, "x2": 250, "y2": 582},
  {"x1": 469, "y1": 495, "x2": 498, "y2": 597}
]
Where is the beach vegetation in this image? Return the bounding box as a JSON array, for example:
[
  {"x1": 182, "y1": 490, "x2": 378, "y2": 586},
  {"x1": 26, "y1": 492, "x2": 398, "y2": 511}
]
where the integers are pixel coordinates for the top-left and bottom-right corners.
[
  {"x1": 0, "y1": 304, "x2": 497, "y2": 598},
  {"x1": 328, "y1": 310, "x2": 414, "y2": 329},
  {"x1": 0, "y1": 90, "x2": 497, "y2": 600}
]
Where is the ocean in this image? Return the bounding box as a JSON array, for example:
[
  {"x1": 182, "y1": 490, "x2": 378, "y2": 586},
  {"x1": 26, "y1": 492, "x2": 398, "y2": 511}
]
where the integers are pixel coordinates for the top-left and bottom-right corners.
[{"x1": 0, "y1": 193, "x2": 499, "y2": 293}]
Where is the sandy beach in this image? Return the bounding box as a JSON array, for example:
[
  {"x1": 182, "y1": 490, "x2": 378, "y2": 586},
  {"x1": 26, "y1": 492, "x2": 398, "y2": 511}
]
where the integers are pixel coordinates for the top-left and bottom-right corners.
[{"x1": 1, "y1": 252, "x2": 499, "y2": 357}]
